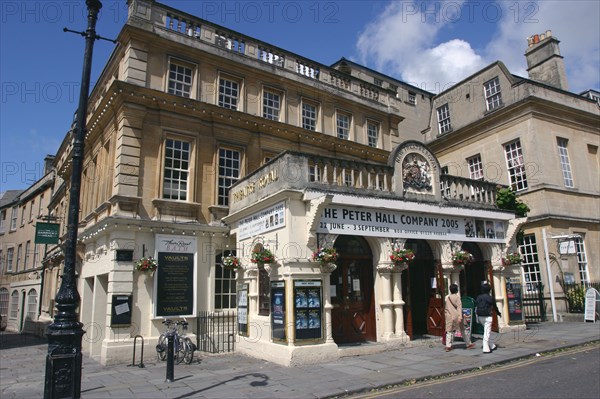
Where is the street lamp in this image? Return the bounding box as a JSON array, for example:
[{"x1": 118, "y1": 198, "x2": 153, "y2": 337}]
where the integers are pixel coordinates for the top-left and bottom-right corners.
[{"x1": 44, "y1": 1, "x2": 102, "y2": 398}]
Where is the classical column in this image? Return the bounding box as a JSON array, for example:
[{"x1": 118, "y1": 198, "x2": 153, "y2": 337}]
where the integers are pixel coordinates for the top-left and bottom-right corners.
[
  {"x1": 377, "y1": 264, "x2": 394, "y2": 339},
  {"x1": 392, "y1": 266, "x2": 407, "y2": 338},
  {"x1": 320, "y1": 263, "x2": 336, "y2": 343}
]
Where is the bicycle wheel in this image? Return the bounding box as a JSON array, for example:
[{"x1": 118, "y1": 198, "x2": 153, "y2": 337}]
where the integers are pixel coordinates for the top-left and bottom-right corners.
[
  {"x1": 156, "y1": 334, "x2": 167, "y2": 361},
  {"x1": 175, "y1": 336, "x2": 185, "y2": 364},
  {"x1": 183, "y1": 337, "x2": 195, "y2": 365}
]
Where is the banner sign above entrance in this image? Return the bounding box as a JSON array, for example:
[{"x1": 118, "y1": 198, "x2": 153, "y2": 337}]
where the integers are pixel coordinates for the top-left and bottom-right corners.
[
  {"x1": 316, "y1": 206, "x2": 505, "y2": 242},
  {"x1": 238, "y1": 201, "x2": 286, "y2": 240}
]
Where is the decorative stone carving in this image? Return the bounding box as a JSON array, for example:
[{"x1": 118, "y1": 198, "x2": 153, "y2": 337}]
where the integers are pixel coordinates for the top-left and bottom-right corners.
[{"x1": 402, "y1": 153, "x2": 432, "y2": 190}]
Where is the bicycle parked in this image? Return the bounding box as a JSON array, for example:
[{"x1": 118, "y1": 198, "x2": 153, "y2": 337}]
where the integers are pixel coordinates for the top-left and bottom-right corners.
[{"x1": 156, "y1": 319, "x2": 196, "y2": 364}]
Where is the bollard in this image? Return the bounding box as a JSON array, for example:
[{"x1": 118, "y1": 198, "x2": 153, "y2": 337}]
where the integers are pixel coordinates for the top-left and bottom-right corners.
[{"x1": 165, "y1": 330, "x2": 175, "y2": 382}]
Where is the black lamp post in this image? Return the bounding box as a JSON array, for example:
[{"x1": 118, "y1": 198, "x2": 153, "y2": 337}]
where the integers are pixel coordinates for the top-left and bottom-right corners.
[{"x1": 44, "y1": 1, "x2": 102, "y2": 397}]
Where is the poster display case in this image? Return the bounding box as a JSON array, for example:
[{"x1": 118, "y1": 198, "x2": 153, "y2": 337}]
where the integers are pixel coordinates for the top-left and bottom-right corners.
[
  {"x1": 294, "y1": 280, "x2": 323, "y2": 340},
  {"x1": 271, "y1": 281, "x2": 286, "y2": 342},
  {"x1": 238, "y1": 283, "x2": 249, "y2": 336}
]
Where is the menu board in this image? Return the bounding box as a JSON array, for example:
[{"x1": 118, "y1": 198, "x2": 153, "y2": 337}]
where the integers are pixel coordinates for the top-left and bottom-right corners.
[
  {"x1": 155, "y1": 252, "x2": 194, "y2": 317},
  {"x1": 238, "y1": 283, "x2": 249, "y2": 336},
  {"x1": 294, "y1": 280, "x2": 322, "y2": 340},
  {"x1": 506, "y1": 277, "x2": 524, "y2": 322},
  {"x1": 271, "y1": 281, "x2": 286, "y2": 341}
]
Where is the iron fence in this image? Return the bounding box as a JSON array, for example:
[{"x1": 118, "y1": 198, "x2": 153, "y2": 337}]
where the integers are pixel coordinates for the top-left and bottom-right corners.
[
  {"x1": 522, "y1": 283, "x2": 546, "y2": 323},
  {"x1": 562, "y1": 281, "x2": 600, "y2": 313},
  {"x1": 196, "y1": 310, "x2": 237, "y2": 354}
]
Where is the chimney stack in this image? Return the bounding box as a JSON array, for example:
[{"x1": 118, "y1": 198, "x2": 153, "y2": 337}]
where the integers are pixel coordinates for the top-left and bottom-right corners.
[{"x1": 525, "y1": 30, "x2": 569, "y2": 90}]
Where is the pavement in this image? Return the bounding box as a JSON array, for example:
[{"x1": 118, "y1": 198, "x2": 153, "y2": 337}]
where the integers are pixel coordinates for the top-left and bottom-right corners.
[{"x1": 1, "y1": 321, "x2": 599, "y2": 399}]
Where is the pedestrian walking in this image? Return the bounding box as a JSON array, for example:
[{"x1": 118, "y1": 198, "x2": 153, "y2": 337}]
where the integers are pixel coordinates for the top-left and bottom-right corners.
[
  {"x1": 476, "y1": 282, "x2": 502, "y2": 353},
  {"x1": 444, "y1": 283, "x2": 475, "y2": 352}
]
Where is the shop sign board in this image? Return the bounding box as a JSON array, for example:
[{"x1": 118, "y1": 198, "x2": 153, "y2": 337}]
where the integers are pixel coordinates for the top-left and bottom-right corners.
[
  {"x1": 35, "y1": 222, "x2": 60, "y2": 244},
  {"x1": 155, "y1": 235, "x2": 196, "y2": 317},
  {"x1": 238, "y1": 201, "x2": 286, "y2": 240},
  {"x1": 316, "y1": 206, "x2": 506, "y2": 242}
]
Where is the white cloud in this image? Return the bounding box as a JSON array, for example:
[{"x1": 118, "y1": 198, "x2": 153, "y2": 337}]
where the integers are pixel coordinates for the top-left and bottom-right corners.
[{"x1": 355, "y1": 1, "x2": 599, "y2": 93}]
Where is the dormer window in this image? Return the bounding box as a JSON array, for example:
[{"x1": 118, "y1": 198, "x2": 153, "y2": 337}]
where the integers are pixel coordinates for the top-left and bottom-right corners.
[
  {"x1": 437, "y1": 104, "x2": 451, "y2": 134},
  {"x1": 484, "y1": 76, "x2": 502, "y2": 111}
]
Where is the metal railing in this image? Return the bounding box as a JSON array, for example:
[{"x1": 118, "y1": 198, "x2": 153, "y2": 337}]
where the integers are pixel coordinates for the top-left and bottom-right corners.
[
  {"x1": 522, "y1": 283, "x2": 546, "y2": 323},
  {"x1": 562, "y1": 281, "x2": 600, "y2": 313},
  {"x1": 196, "y1": 310, "x2": 237, "y2": 354}
]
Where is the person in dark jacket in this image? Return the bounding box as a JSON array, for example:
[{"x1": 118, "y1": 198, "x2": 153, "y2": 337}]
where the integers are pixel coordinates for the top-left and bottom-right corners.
[{"x1": 476, "y1": 282, "x2": 501, "y2": 353}]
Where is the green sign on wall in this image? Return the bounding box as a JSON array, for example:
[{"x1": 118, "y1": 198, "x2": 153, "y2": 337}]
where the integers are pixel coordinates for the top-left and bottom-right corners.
[{"x1": 35, "y1": 222, "x2": 60, "y2": 244}]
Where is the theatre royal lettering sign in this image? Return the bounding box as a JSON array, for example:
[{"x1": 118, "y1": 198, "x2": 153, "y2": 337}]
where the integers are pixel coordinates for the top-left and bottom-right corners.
[{"x1": 316, "y1": 206, "x2": 505, "y2": 242}]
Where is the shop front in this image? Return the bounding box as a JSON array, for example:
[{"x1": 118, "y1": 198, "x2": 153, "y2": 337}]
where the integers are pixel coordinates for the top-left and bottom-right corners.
[{"x1": 224, "y1": 143, "x2": 525, "y2": 366}]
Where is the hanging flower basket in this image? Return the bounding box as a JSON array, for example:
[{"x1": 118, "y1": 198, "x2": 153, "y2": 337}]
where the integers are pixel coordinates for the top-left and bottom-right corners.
[
  {"x1": 135, "y1": 256, "x2": 158, "y2": 273},
  {"x1": 389, "y1": 248, "x2": 415, "y2": 265},
  {"x1": 502, "y1": 252, "x2": 522, "y2": 266},
  {"x1": 452, "y1": 250, "x2": 473, "y2": 267},
  {"x1": 222, "y1": 255, "x2": 242, "y2": 270},
  {"x1": 251, "y1": 248, "x2": 275, "y2": 266},
  {"x1": 312, "y1": 247, "x2": 339, "y2": 265}
]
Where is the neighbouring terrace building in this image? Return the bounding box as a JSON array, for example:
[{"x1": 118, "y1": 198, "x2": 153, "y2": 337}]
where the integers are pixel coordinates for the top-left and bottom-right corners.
[{"x1": 1, "y1": 0, "x2": 596, "y2": 366}]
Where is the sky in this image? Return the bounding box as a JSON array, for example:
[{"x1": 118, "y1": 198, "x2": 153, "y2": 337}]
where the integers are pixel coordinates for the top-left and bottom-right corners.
[{"x1": 1, "y1": 0, "x2": 599, "y2": 191}]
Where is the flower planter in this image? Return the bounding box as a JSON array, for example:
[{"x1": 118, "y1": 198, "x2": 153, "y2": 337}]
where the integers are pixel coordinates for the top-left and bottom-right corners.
[{"x1": 319, "y1": 263, "x2": 337, "y2": 273}]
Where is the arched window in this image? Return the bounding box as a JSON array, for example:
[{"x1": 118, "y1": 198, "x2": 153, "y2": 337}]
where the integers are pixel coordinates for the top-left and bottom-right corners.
[
  {"x1": 27, "y1": 289, "x2": 38, "y2": 320},
  {"x1": 215, "y1": 252, "x2": 236, "y2": 310},
  {"x1": 10, "y1": 290, "x2": 19, "y2": 318}
]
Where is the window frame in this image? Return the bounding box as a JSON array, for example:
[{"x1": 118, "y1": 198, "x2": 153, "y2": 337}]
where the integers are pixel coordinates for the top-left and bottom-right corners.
[
  {"x1": 10, "y1": 290, "x2": 18, "y2": 318},
  {"x1": 16, "y1": 244, "x2": 22, "y2": 272},
  {"x1": 557, "y1": 137, "x2": 574, "y2": 188},
  {"x1": 167, "y1": 57, "x2": 195, "y2": 99},
  {"x1": 6, "y1": 247, "x2": 14, "y2": 272},
  {"x1": 408, "y1": 91, "x2": 417, "y2": 105},
  {"x1": 437, "y1": 103, "x2": 452, "y2": 134},
  {"x1": 467, "y1": 154, "x2": 484, "y2": 180},
  {"x1": 217, "y1": 74, "x2": 242, "y2": 111},
  {"x1": 0, "y1": 210, "x2": 5, "y2": 234},
  {"x1": 519, "y1": 234, "x2": 542, "y2": 291},
  {"x1": 217, "y1": 146, "x2": 242, "y2": 207},
  {"x1": 301, "y1": 99, "x2": 318, "y2": 131},
  {"x1": 10, "y1": 206, "x2": 17, "y2": 231},
  {"x1": 366, "y1": 120, "x2": 380, "y2": 148},
  {"x1": 24, "y1": 241, "x2": 30, "y2": 270},
  {"x1": 0, "y1": 287, "x2": 8, "y2": 317},
  {"x1": 27, "y1": 289, "x2": 37, "y2": 321},
  {"x1": 504, "y1": 139, "x2": 528, "y2": 191},
  {"x1": 484, "y1": 76, "x2": 502, "y2": 111},
  {"x1": 162, "y1": 137, "x2": 192, "y2": 202},
  {"x1": 336, "y1": 110, "x2": 351, "y2": 140},
  {"x1": 262, "y1": 87, "x2": 283, "y2": 121},
  {"x1": 214, "y1": 252, "x2": 237, "y2": 310},
  {"x1": 575, "y1": 237, "x2": 589, "y2": 284}
]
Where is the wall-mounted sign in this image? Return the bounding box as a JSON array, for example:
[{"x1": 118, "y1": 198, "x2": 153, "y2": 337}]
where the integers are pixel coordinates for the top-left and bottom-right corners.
[
  {"x1": 294, "y1": 280, "x2": 322, "y2": 341},
  {"x1": 115, "y1": 249, "x2": 134, "y2": 262},
  {"x1": 237, "y1": 201, "x2": 286, "y2": 240},
  {"x1": 35, "y1": 222, "x2": 60, "y2": 244},
  {"x1": 316, "y1": 206, "x2": 505, "y2": 242},
  {"x1": 238, "y1": 283, "x2": 249, "y2": 336},
  {"x1": 558, "y1": 240, "x2": 577, "y2": 255},
  {"x1": 155, "y1": 252, "x2": 194, "y2": 317},
  {"x1": 271, "y1": 281, "x2": 286, "y2": 342}
]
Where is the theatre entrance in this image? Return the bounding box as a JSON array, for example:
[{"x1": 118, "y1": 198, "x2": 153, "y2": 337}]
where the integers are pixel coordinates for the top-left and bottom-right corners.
[
  {"x1": 330, "y1": 236, "x2": 376, "y2": 344},
  {"x1": 461, "y1": 242, "x2": 486, "y2": 298},
  {"x1": 402, "y1": 239, "x2": 435, "y2": 338}
]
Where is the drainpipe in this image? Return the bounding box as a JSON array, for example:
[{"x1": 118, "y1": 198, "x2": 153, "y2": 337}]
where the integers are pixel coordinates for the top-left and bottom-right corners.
[{"x1": 542, "y1": 229, "x2": 558, "y2": 322}]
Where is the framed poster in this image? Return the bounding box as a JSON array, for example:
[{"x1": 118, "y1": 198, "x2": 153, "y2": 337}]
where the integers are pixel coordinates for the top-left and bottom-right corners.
[
  {"x1": 506, "y1": 277, "x2": 524, "y2": 322},
  {"x1": 238, "y1": 283, "x2": 249, "y2": 336},
  {"x1": 271, "y1": 281, "x2": 286, "y2": 342},
  {"x1": 294, "y1": 280, "x2": 322, "y2": 340}
]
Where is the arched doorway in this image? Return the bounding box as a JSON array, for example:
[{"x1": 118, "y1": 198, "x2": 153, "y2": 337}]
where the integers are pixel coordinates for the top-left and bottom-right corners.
[
  {"x1": 461, "y1": 242, "x2": 485, "y2": 298},
  {"x1": 330, "y1": 236, "x2": 376, "y2": 344},
  {"x1": 402, "y1": 239, "x2": 435, "y2": 338}
]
